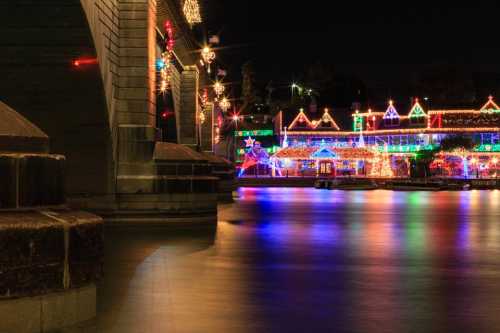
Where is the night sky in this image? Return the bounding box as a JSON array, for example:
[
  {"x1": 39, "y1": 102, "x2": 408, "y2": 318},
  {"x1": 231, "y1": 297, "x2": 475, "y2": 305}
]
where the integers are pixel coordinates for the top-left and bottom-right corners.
[{"x1": 203, "y1": 2, "x2": 500, "y2": 113}]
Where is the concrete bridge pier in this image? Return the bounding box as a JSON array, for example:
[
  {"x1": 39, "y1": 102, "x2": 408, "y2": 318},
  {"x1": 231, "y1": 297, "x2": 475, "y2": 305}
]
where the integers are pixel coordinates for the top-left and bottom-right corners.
[{"x1": 0, "y1": 0, "x2": 225, "y2": 226}]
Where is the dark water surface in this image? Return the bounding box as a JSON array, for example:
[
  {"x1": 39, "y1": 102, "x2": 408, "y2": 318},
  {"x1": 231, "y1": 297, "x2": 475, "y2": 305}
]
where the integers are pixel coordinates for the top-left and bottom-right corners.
[{"x1": 89, "y1": 188, "x2": 500, "y2": 333}]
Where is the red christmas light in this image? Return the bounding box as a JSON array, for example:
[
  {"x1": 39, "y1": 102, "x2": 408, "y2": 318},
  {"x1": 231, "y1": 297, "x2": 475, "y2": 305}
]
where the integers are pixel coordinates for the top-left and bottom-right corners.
[
  {"x1": 73, "y1": 57, "x2": 98, "y2": 67},
  {"x1": 158, "y1": 20, "x2": 176, "y2": 93},
  {"x1": 160, "y1": 110, "x2": 174, "y2": 119},
  {"x1": 164, "y1": 20, "x2": 175, "y2": 52}
]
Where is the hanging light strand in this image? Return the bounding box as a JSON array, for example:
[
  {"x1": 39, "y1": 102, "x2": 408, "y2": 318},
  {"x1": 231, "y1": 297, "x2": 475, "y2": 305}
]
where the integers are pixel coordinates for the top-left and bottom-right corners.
[
  {"x1": 213, "y1": 81, "x2": 225, "y2": 97},
  {"x1": 158, "y1": 20, "x2": 175, "y2": 94},
  {"x1": 201, "y1": 46, "x2": 216, "y2": 73},
  {"x1": 219, "y1": 97, "x2": 231, "y2": 112},
  {"x1": 183, "y1": 0, "x2": 202, "y2": 26}
]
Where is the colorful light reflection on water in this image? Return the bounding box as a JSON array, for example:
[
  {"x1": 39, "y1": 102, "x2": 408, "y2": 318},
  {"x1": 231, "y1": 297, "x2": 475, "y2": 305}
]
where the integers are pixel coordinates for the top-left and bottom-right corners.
[
  {"x1": 221, "y1": 188, "x2": 500, "y2": 332},
  {"x1": 91, "y1": 188, "x2": 500, "y2": 333}
]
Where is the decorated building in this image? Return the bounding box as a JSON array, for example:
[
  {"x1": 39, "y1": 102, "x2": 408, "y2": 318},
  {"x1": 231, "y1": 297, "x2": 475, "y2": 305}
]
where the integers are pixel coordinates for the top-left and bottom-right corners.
[{"x1": 266, "y1": 97, "x2": 500, "y2": 178}]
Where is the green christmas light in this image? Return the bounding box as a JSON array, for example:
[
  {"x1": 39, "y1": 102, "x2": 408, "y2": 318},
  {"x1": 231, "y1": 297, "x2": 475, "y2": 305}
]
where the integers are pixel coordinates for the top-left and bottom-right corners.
[
  {"x1": 235, "y1": 130, "x2": 274, "y2": 137},
  {"x1": 474, "y1": 144, "x2": 500, "y2": 152},
  {"x1": 353, "y1": 112, "x2": 363, "y2": 132},
  {"x1": 408, "y1": 100, "x2": 427, "y2": 119}
]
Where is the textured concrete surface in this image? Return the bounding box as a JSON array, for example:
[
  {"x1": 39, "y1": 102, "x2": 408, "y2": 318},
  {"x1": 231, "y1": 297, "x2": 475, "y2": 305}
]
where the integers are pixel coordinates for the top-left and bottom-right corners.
[
  {"x1": 0, "y1": 285, "x2": 96, "y2": 333},
  {"x1": 0, "y1": 210, "x2": 103, "y2": 297}
]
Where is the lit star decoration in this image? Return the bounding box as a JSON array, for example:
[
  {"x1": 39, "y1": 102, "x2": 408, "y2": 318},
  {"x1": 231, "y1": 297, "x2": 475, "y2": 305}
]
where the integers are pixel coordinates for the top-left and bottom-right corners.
[
  {"x1": 245, "y1": 137, "x2": 256, "y2": 148},
  {"x1": 158, "y1": 20, "x2": 175, "y2": 94},
  {"x1": 183, "y1": 0, "x2": 202, "y2": 26}
]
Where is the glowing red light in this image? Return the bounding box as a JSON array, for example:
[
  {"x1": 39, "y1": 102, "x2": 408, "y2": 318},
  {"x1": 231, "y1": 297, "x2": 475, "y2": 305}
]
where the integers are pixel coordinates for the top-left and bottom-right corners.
[
  {"x1": 160, "y1": 110, "x2": 174, "y2": 120},
  {"x1": 164, "y1": 20, "x2": 175, "y2": 52},
  {"x1": 72, "y1": 58, "x2": 98, "y2": 67}
]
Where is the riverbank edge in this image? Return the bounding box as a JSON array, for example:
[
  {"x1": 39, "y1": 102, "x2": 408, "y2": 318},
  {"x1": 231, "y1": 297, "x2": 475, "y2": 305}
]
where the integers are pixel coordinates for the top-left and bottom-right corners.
[{"x1": 238, "y1": 177, "x2": 500, "y2": 190}]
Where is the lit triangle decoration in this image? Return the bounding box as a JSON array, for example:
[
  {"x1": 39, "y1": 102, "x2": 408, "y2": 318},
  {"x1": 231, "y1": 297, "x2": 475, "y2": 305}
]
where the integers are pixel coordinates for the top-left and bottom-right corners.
[
  {"x1": 408, "y1": 100, "x2": 427, "y2": 118},
  {"x1": 383, "y1": 101, "x2": 399, "y2": 119}
]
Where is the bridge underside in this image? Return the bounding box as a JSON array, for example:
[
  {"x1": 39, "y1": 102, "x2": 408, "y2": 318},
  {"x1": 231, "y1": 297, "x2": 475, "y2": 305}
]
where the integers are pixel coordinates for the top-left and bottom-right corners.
[{"x1": 0, "y1": 0, "x2": 223, "y2": 225}]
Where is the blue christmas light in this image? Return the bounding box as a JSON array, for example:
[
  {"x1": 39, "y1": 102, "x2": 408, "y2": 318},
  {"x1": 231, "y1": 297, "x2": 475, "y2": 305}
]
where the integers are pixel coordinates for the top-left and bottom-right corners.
[{"x1": 156, "y1": 59, "x2": 166, "y2": 70}]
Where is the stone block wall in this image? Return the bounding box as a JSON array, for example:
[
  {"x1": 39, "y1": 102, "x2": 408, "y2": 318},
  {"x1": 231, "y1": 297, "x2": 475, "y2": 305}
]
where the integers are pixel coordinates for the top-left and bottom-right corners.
[
  {"x1": 178, "y1": 66, "x2": 199, "y2": 147},
  {"x1": 200, "y1": 103, "x2": 214, "y2": 152}
]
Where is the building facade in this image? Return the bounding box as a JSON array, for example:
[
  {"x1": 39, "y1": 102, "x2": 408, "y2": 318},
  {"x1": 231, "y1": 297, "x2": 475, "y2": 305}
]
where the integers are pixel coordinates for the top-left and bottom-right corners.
[{"x1": 270, "y1": 97, "x2": 500, "y2": 178}]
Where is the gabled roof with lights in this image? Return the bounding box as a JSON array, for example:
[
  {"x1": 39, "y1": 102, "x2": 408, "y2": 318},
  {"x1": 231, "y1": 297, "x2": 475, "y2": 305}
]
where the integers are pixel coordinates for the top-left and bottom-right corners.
[
  {"x1": 383, "y1": 100, "x2": 400, "y2": 119},
  {"x1": 314, "y1": 109, "x2": 340, "y2": 130},
  {"x1": 480, "y1": 96, "x2": 500, "y2": 112},
  {"x1": 408, "y1": 99, "x2": 428, "y2": 118},
  {"x1": 284, "y1": 97, "x2": 500, "y2": 135},
  {"x1": 311, "y1": 147, "x2": 337, "y2": 159},
  {"x1": 426, "y1": 97, "x2": 500, "y2": 128},
  {"x1": 273, "y1": 146, "x2": 376, "y2": 160},
  {"x1": 288, "y1": 108, "x2": 314, "y2": 130}
]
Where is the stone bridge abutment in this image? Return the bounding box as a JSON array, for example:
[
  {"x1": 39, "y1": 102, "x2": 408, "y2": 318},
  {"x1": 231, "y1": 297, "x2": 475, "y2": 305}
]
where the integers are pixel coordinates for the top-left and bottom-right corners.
[{"x1": 0, "y1": 0, "x2": 224, "y2": 225}]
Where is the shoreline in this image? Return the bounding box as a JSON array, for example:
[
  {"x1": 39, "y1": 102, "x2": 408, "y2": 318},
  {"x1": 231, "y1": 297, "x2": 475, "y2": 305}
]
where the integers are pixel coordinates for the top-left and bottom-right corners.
[{"x1": 238, "y1": 177, "x2": 500, "y2": 190}]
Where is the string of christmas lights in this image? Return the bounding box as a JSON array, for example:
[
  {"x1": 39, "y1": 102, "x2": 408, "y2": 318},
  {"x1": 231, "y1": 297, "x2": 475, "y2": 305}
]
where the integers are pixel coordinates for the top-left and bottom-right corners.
[
  {"x1": 158, "y1": 20, "x2": 175, "y2": 94},
  {"x1": 408, "y1": 99, "x2": 428, "y2": 118},
  {"x1": 289, "y1": 108, "x2": 314, "y2": 130},
  {"x1": 183, "y1": 0, "x2": 202, "y2": 26},
  {"x1": 201, "y1": 46, "x2": 216, "y2": 73},
  {"x1": 219, "y1": 97, "x2": 231, "y2": 112},
  {"x1": 213, "y1": 81, "x2": 225, "y2": 97}
]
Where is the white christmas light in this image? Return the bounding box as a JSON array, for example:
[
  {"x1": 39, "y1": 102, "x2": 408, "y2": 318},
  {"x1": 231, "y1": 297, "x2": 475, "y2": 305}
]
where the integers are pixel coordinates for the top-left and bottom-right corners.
[
  {"x1": 213, "y1": 81, "x2": 225, "y2": 97},
  {"x1": 220, "y1": 97, "x2": 231, "y2": 112},
  {"x1": 183, "y1": 0, "x2": 202, "y2": 26},
  {"x1": 201, "y1": 46, "x2": 216, "y2": 73}
]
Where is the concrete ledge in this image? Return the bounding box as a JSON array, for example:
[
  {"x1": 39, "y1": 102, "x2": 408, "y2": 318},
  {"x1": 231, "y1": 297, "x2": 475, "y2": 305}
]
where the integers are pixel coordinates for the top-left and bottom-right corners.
[
  {"x1": 0, "y1": 284, "x2": 96, "y2": 333},
  {"x1": 102, "y1": 211, "x2": 217, "y2": 228},
  {"x1": 0, "y1": 210, "x2": 103, "y2": 298}
]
